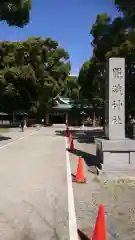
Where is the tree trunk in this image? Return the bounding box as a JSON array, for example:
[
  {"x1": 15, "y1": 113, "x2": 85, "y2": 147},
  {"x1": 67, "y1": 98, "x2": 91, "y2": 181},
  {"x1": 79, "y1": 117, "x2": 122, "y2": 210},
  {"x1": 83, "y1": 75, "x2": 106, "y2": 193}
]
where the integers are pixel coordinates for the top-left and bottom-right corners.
[{"x1": 45, "y1": 113, "x2": 49, "y2": 125}]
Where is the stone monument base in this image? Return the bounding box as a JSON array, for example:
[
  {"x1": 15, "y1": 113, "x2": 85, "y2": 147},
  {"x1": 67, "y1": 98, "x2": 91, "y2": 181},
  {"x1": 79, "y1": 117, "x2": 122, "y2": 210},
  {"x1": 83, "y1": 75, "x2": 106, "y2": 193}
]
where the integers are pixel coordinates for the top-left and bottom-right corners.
[{"x1": 95, "y1": 138, "x2": 135, "y2": 172}]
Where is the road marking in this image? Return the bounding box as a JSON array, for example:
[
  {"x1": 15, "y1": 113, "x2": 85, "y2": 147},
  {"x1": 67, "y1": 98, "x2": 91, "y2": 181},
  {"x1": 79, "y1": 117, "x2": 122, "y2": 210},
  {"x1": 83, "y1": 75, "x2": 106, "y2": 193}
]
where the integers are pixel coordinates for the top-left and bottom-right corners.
[
  {"x1": 0, "y1": 129, "x2": 39, "y2": 149},
  {"x1": 65, "y1": 137, "x2": 78, "y2": 240}
]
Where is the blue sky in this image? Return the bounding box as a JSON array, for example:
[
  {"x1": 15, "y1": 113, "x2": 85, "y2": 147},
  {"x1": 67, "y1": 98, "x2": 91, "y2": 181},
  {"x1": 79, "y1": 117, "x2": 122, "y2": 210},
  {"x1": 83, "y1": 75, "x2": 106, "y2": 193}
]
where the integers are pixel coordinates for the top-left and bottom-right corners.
[{"x1": 0, "y1": 0, "x2": 120, "y2": 75}]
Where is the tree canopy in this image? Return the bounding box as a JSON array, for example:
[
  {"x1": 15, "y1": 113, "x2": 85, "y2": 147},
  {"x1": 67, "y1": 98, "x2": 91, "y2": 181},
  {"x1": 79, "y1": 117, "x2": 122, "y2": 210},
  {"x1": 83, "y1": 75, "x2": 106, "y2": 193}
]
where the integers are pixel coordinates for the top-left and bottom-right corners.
[
  {"x1": 0, "y1": 37, "x2": 71, "y2": 117},
  {"x1": 115, "y1": 0, "x2": 135, "y2": 16},
  {"x1": 62, "y1": 75, "x2": 80, "y2": 100},
  {"x1": 0, "y1": 0, "x2": 31, "y2": 27},
  {"x1": 78, "y1": 3, "x2": 135, "y2": 121}
]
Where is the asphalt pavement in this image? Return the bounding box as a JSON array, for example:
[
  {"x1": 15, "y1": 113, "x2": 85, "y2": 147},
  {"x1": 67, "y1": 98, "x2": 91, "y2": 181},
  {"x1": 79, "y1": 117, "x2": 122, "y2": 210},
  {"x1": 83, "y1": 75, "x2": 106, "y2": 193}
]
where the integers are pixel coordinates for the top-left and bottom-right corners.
[
  {"x1": 0, "y1": 126, "x2": 69, "y2": 240},
  {"x1": 1, "y1": 125, "x2": 135, "y2": 240}
]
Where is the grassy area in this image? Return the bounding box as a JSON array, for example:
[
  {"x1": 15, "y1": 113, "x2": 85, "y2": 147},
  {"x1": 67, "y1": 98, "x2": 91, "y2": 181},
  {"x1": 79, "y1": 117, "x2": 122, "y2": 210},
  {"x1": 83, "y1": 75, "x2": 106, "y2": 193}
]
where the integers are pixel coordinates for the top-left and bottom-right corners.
[{"x1": 0, "y1": 128, "x2": 10, "y2": 133}]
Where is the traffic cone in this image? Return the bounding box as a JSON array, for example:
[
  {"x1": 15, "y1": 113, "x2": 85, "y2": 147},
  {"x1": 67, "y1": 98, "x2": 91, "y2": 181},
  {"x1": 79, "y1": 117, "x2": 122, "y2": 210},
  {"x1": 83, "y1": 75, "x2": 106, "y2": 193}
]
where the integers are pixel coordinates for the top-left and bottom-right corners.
[
  {"x1": 66, "y1": 120, "x2": 68, "y2": 128},
  {"x1": 68, "y1": 132, "x2": 72, "y2": 144},
  {"x1": 66, "y1": 126, "x2": 70, "y2": 138},
  {"x1": 92, "y1": 204, "x2": 106, "y2": 240},
  {"x1": 70, "y1": 136, "x2": 74, "y2": 152},
  {"x1": 72, "y1": 156, "x2": 86, "y2": 183}
]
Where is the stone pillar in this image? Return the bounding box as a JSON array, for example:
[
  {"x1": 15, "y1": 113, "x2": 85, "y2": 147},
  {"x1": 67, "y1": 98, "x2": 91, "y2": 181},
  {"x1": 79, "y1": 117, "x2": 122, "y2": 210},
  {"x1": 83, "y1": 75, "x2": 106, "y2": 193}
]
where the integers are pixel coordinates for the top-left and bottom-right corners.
[
  {"x1": 95, "y1": 58, "x2": 135, "y2": 171},
  {"x1": 105, "y1": 58, "x2": 125, "y2": 140}
]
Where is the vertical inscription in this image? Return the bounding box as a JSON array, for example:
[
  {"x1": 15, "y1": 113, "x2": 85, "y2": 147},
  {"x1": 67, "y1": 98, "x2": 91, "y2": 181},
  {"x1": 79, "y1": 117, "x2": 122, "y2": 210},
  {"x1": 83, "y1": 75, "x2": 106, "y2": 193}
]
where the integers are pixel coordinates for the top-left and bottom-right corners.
[
  {"x1": 111, "y1": 67, "x2": 124, "y2": 125},
  {"x1": 105, "y1": 58, "x2": 125, "y2": 139}
]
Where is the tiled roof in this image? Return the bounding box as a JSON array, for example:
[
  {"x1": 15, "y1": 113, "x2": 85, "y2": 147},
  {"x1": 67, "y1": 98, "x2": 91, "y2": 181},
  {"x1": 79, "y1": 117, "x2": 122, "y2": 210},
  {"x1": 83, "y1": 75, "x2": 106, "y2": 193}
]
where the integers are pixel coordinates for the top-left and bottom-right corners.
[
  {"x1": 0, "y1": 112, "x2": 8, "y2": 115},
  {"x1": 52, "y1": 96, "x2": 103, "y2": 111},
  {"x1": 52, "y1": 104, "x2": 72, "y2": 110}
]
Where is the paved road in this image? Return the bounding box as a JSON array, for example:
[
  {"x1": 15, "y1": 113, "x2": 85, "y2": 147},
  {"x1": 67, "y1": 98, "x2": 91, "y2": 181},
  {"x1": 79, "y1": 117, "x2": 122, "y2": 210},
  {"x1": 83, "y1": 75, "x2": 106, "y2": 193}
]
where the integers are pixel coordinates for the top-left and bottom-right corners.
[
  {"x1": 2, "y1": 125, "x2": 134, "y2": 240},
  {"x1": 0, "y1": 126, "x2": 69, "y2": 240}
]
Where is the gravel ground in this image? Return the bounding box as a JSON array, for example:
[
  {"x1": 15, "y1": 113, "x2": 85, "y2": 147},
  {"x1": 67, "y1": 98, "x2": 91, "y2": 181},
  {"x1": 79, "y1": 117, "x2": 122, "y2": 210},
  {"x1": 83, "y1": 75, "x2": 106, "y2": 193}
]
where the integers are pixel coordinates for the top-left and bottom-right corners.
[
  {"x1": 68, "y1": 127, "x2": 135, "y2": 240},
  {"x1": 0, "y1": 126, "x2": 69, "y2": 240}
]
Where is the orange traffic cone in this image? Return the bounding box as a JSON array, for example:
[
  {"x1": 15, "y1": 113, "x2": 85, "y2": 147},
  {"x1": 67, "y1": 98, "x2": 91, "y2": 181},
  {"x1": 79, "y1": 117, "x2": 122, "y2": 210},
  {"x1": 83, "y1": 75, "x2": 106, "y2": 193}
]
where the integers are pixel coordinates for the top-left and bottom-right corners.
[
  {"x1": 68, "y1": 132, "x2": 72, "y2": 144},
  {"x1": 66, "y1": 127, "x2": 70, "y2": 138},
  {"x1": 72, "y1": 156, "x2": 86, "y2": 183},
  {"x1": 66, "y1": 120, "x2": 68, "y2": 128},
  {"x1": 92, "y1": 204, "x2": 106, "y2": 240},
  {"x1": 70, "y1": 137, "x2": 74, "y2": 152},
  {"x1": 69, "y1": 136, "x2": 74, "y2": 152}
]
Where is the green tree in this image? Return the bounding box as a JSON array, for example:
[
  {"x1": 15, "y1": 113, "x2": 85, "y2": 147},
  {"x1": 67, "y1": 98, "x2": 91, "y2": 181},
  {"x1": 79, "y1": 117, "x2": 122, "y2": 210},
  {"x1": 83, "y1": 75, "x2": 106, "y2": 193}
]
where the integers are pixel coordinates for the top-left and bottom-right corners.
[
  {"x1": 78, "y1": 59, "x2": 104, "y2": 125},
  {"x1": 79, "y1": 8, "x2": 135, "y2": 125},
  {"x1": 62, "y1": 75, "x2": 80, "y2": 100},
  {"x1": 115, "y1": 0, "x2": 135, "y2": 27},
  {"x1": 115, "y1": 0, "x2": 135, "y2": 16},
  {"x1": 0, "y1": 37, "x2": 71, "y2": 117},
  {"x1": 0, "y1": 0, "x2": 31, "y2": 27}
]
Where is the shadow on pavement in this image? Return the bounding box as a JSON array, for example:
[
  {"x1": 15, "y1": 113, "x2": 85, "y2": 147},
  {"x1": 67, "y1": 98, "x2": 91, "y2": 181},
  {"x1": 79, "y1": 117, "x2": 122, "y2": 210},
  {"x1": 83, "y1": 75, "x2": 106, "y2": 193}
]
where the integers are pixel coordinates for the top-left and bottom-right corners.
[
  {"x1": 67, "y1": 148, "x2": 102, "y2": 169},
  {"x1": 0, "y1": 135, "x2": 11, "y2": 141},
  {"x1": 78, "y1": 228, "x2": 116, "y2": 240},
  {"x1": 71, "y1": 173, "x2": 76, "y2": 178},
  {"x1": 55, "y1": 129, "x2": 104, "y2": 144},
  {"x1": 77, "y1": 229, "x2": 92, "y2": 240}
]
